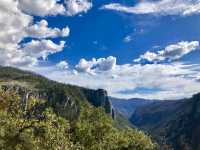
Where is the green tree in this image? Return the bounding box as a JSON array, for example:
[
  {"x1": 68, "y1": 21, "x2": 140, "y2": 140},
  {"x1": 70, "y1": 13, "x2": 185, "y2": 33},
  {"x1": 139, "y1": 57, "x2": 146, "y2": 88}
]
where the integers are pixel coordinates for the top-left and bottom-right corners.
[
  {"x1": 71, "y1": 103, "x2": 156, "y2": 150},
  {"x1": 0, "y1": 90, "x2": 156, "y2": 150},
  {"x1": 0, "y1": 91, "x2": 72, "y2": 150}
]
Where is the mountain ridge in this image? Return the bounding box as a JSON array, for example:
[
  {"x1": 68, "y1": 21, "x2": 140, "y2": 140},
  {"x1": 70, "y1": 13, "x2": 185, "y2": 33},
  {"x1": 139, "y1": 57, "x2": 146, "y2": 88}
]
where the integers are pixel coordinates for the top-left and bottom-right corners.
[
  {"x1": 0, "y1": 66, "x2": 114, "y2": 119},
  {"x1": 110, "y1": 97, "x2": 156, "y2": 119},
  {"x1": 112, "y1": 94, "x2": 200, "y2": 150},
  {"x1": 0, "y1": 66, "x2": 156, "y2": 150}
]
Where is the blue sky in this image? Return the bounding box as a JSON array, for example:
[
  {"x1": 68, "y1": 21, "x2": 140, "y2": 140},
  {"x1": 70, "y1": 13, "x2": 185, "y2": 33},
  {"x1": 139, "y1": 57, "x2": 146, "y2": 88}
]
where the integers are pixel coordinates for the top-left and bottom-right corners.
[
  {"x1": 1, "y1": 0, "x2": 200, "y2": 99},
  {"x1": 44, "y1": 1, "x2": 200, "y2": 65}
]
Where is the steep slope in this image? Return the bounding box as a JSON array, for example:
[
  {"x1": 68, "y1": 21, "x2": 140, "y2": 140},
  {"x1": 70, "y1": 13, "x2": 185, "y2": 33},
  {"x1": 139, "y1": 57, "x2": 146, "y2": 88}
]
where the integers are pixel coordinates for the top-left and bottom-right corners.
[
  {"x1": 0, "y1": 66, "x2": 156, "y2": 150},
  {"x1": 110, "y1": 97, "x2": 155, "y2": 119},
  {"x1": 130, "y1": 100, "x2": 185, "y2": 132},
  {"x1": 0, "y1": 90, "x2": 156, "y2": 150},
  {"x1": 130, "y1": 95, "x2": 200, "y2": 150},
  {"x1": 0, "y1": 66, "x2": 114, "y2": 120}
]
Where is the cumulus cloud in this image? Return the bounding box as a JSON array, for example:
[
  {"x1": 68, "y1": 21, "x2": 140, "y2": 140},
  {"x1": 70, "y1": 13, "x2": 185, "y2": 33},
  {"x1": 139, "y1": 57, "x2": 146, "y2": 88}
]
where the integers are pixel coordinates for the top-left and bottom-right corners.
[
  {"x1": 75, "y1": 56, "x2": 116, "y2": 74},
  {"x1": 0, "y1": 49, "x2": 38, "y2": 67},
  {"x1": 18, "y1": 0, "x2": 66, "y2": 16},
  {"x1": 22, "y1": 40, "x2": 65, "y2": 60},
  {"x1": 0, "y1": 0, "x2": 32, "y2": 49},
  {"x1": 101, "y1": 0, "x2": 200, "y2": 16},
  {"x1": 28, "y1": 62, "x2": 200, "y2": 100},
  {"x1": 0, "y1": 0, "x2": 70, "y2": 67},
  {"x1": 65, "y1": 0, "x2": 92, "y2": 16},
  {"x1": 25, "y1": 20, "x2": 70, "y2": 39},
  {"x1": 0, "y1": 0, "x2": 35, "y2": 66},
  {"x1": 134, "y1": 41, "x2": 199, "y2": 63},
  {"x1": 56, "y1": 61, "x2": 69, "y2": 70},
  {"x1": 2, "y1": 0, "x2": 200, "y2": 100},
  {"x1": 0, "y1": 0, "x2": 91, "y2": 68},
  {"x1": 18, "y1": 0, "x2": 93, "y2": 17},
  {"x1": 75, "y1": 58, "x2": 96, "y2": 73},
  {"x1": 97, "y1": 56, "x2": 117, "y2": 71}
]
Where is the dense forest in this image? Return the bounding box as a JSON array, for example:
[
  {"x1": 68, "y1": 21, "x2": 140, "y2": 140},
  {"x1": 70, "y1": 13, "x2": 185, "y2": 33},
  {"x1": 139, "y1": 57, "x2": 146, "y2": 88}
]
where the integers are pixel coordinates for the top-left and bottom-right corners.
[{"x1": 0, "y1": 67, "x2": 156, "y2": 150}]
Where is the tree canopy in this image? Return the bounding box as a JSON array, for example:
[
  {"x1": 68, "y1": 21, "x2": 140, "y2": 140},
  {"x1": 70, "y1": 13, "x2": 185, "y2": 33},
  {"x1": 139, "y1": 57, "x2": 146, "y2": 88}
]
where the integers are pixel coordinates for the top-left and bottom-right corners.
[{"x1": 0, "y1": 90, "x2": 156, "y2": 150}]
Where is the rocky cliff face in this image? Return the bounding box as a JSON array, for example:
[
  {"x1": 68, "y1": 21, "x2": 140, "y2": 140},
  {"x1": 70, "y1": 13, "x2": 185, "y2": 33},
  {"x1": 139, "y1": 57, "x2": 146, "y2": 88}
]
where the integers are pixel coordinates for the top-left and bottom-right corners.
[
  {"x1": 0, "y1": 66, "x2": 115, "y2": 121},
  {"x1": 0, "y1": 82, "x2": 115, "y2": 120},
  {"x1": 0, "y1": 84, "x2": 78, "y2": 120},
  {"x1": 83, "y1": 89, "x2": 115, "y2": 119}
]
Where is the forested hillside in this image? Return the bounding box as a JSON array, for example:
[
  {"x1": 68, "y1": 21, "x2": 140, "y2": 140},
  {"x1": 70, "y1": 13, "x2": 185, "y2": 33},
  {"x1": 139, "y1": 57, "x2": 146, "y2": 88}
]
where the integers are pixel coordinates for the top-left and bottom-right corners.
[
  {"x1": 0, "y1": 66, "x2": 156, "y2": 150},
  {"x1": 130, "y1": 94, "x2": 200, "y2": 150}
]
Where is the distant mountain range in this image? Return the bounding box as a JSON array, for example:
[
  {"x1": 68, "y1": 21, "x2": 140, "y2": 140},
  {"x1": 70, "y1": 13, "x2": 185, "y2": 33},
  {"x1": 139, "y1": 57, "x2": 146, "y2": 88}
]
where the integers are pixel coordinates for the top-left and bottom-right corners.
[
  {"x1": 111, "y1": 95, "x2": 200, "y2": 150},
  {"x1": 1, "y1": 66, "x2": 199, "y2": 150},
  {"x1": 110, "y1": 97, "x2": 155, "y2": 118}
]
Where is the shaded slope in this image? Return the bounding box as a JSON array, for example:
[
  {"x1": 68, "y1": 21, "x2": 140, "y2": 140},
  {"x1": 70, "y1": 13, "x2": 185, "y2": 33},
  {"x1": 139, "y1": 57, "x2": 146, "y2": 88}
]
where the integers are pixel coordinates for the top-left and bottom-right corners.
[
  {"x1": 110, "y1": 97, "x2": 155, "y2": 119},
  {"x1": 0, "y1": 66, "x2": 157, "y2": 150},
  {"x1": 0, "y1": 66, "x2": 113, "y2": 120},
  {"x1": 130, "y1": 95, "x2": 200, "y2": 150}
]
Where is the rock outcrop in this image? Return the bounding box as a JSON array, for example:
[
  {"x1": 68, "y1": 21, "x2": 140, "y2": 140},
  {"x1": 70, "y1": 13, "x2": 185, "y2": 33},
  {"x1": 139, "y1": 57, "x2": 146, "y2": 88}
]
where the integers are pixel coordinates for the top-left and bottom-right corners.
[
  {"x1": 0, "y1": 84, "x2": 78, "y2": 120},
  {"x1": 0, "y1": 66, "x2": 116, "y2": 120},
  {"x1": 0, "y1": 84, "x2": 115, "y2": 120},
  {"x1": 83, "y1": 89, "x2": 115, "y2": 119}
]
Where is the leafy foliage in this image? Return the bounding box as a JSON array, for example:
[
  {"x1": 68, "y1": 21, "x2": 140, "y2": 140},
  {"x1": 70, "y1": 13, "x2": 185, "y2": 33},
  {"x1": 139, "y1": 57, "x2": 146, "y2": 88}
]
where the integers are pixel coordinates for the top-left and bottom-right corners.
[
  {"x1": 0, "y1": 66, "x2": 156, "y2": 150},
  {"x1": 0, "y1": 91, "x2": 72, "y2": 150},
  {"x1": 0, "y1": 91, "x2": 156, "y2": 150},
  {"x1": 72, "y1": 103, "x2": 156, "y2": 150}
]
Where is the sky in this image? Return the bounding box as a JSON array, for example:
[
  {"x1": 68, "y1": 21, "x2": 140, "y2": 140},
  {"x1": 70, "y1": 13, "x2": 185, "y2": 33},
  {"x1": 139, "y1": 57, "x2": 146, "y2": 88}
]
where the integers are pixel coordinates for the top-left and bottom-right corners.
[{"x1": 1, "y1": 0, "x2": 200, "y2": 100}]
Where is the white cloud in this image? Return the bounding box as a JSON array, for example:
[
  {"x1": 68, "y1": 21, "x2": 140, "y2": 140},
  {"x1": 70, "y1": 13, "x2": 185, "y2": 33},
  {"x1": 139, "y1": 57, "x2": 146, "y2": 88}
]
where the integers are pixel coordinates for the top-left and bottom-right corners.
[
  {"x1": 18, "y1": 0, "x2": 66, "y2": 16},
  {"x1": 101, "y1": 0, "x2": 200, "y2": 16},
  {"x1": 18, "y1": 0, "x2": 93, "y2": 17},
  {"x1": 0, "y1": 0, "x2": 32, "y2": 49},
  {"x1": 27, "y1": 61, "x2": 200, "y2": 100},
  {"x1": 134, "y1": 41, "x2": 199, "y2": 63},
  {"x1": 0, "y1": 0, "x2": 92, "y2": 68},
  {"x1": 75, "y1": 56, "x2": 116, "y2": 74},
  {"x1": 25, "y1": 20, "x2": 70, "y2": 39},
  {"x1": 134, "y1": 51, "x2": 161, "y2": 63},
  {"x1": 97, "y1": 56, "x2": 117, "y2": 71},
  {"x1": 65, "y1": 0, "x2": 92, "y2": 16},
  {"x1": 123, "y1": 35, "x2": 133, "y2": 43},
  {"x1": 1, "y1": 0, "x2": 200, "y2": 100},
  {"x1": 75, "y1": 58, "x2": 96, "y2": 74},
  {"x1": 0, "y1": 0, "x2": 69, "y2": 67},
  {"x1": 0, "y1": 0, "x2": 35, "y2": 66},
  {"x1": 56, "y1": 61, "x2": 69, "y2": 70},
  {"x1": 22, "y1": 40, "x2": 65, "y2": 60}
]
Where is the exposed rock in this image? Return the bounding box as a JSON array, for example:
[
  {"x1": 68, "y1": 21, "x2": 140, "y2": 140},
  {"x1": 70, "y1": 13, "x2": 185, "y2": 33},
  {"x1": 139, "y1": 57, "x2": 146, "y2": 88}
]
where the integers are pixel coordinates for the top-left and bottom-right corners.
[
  {"x1": 0, "y1": 84, "x2": 78, "y2": 120},
  {"x1": 0, "y1": 84, "x2": 115, "y2": 120},
  {"x1": 83, "y1": 89, "x2": 115, "y2": 118}
]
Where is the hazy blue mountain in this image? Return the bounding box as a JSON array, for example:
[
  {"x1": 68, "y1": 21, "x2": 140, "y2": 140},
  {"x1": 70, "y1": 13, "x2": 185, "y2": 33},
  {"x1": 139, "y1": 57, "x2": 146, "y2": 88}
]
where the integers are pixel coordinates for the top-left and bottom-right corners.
[
  {"x1": 2, "y1": 66, "x2": 200, "y2": 150},
  {"x1": 130, "y1": 95, "x2": 200, "y2": 150},
  {"x1": 111, "y1": 95, "x2": 200, "y2": 150},
  {"x1": 110, "y1": 97, "x2": 155, "y2": 119}
]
